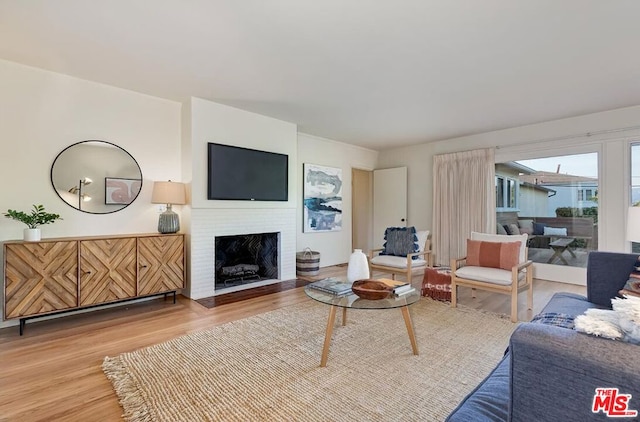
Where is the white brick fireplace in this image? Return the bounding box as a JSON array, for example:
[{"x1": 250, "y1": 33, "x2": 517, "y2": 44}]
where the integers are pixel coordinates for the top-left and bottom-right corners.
[{"x1": 189, "y1": 207, "x2": 296, "y2": 299}]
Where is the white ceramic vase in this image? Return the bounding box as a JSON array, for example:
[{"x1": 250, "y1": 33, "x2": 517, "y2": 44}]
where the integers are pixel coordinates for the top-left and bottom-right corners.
[
  {"x1": 24, "y1": 228, "x2": 41, "y2": 242},
  {"x1": 347, "y1": 249, "x2": 370, "y2": 282}
]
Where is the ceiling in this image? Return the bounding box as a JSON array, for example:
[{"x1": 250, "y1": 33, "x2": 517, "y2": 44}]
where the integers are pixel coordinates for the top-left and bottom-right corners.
[{"x1": 1, "y1": 1, "x2": 640, "y2": 151}]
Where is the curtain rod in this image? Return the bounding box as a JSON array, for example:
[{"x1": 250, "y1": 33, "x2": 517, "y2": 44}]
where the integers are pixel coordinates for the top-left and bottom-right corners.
[{"x1": 496, "y1": 124, "x2": 640, "y2": 149}]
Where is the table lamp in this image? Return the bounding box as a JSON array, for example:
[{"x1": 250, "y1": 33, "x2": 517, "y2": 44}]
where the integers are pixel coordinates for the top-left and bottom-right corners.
[{"x1": 151, "y1": 180, "x2": 186, "y2": 234}]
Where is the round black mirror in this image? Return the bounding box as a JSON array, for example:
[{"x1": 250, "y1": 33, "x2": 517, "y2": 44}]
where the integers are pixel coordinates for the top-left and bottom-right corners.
[{"x1": 51, "y1": 140, "x2": 143, "y2": 214}]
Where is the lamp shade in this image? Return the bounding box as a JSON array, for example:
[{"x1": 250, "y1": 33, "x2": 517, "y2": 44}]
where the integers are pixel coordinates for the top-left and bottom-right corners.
[
  {"x1": 151, "y1": 181, "x2": 186, "y2": 205},
  {"x1": 627, "y1": 207, "x2": 640, "y2": 243}
]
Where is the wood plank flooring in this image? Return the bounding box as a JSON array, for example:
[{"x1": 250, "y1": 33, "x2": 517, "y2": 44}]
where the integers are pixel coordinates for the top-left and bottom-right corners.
[{"x1": 0, "y1": 265, "x2": 586, "y2": 421}]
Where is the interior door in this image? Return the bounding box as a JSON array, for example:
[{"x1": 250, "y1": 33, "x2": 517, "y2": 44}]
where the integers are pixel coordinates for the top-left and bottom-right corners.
[
  {"x1": 352, "y1": 168, "x2": 373, "y2": 252},
  {"x1": 373, "y1": 167, "x2": 408, "y2": 249}
]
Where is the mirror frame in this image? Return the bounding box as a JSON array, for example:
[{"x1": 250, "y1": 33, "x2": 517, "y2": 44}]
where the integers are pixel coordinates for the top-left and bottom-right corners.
[{"x1": 50, "y1": 140, "x2": 143, "y2": 214}]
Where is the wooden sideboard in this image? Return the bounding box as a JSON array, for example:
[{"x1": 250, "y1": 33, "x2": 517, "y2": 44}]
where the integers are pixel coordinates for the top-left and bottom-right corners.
[{"x1": 3, "y1": 233, "x2": 185, "y2": 334}]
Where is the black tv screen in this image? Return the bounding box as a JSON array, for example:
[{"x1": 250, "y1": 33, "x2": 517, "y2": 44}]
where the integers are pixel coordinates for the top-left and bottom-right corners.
[{"x1": 207, "y1": 143, "x2": 288, "y2": 201}]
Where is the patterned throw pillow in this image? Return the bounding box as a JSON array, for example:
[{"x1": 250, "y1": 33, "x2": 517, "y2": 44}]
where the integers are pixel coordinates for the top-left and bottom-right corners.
[
  {"x1": 380, "y1": 226, "x2": 418, "y2": 257},
  {"x1": 530, "y1": 312, "x2": 575, "y2": 329},
  {"x1": 466, "y1": 239, "x2": 521, "y2": 270},
  {"x1": 620, "y1": 257, "x2": 640, "y2": 297}
]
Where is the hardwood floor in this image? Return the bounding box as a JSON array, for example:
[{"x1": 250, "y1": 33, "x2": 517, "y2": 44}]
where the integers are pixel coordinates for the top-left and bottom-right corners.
[{"x1": 0, "y1": 265, "x2": 586, "y2": 421}]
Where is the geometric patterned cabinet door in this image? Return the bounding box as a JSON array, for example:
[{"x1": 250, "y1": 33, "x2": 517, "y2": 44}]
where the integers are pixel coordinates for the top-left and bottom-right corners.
[
  {"x1": 138, "y1": 234, "x2": 185, "y2": 296},
  {"x1": 79, "y1": 238, "x2": 137, "y2": 306},
  {"x1": 4, "y1": 241, "x2": 78, "y2": 319}
]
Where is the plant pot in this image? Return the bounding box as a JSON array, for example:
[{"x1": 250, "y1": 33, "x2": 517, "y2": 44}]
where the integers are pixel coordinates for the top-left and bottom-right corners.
[{"x1": 24, "y1": 228, "x2": 41, "y2": 242}]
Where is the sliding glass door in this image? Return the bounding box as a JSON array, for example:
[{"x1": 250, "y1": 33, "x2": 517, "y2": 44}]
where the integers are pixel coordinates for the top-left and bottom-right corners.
[{"x1": 496, "y1": 152, "x2": 598, "y2": 284}]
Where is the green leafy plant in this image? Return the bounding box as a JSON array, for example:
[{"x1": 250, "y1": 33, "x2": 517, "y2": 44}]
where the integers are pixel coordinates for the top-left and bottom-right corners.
[{"x1": 4, "y1": 205, "x2": 62, "y2": 229}]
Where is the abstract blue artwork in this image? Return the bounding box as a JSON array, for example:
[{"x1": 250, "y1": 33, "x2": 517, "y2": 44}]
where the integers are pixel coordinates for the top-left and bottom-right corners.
[{"x1": 303, "y1": 163, "x2": 342, "y2": 232}]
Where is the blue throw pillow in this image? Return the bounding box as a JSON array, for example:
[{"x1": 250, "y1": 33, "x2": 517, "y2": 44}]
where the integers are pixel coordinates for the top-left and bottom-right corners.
[
  {"x1": 380, "y1": 226, "x2": 418, "y2": 258},
  {"x1": 533, "y1": 222, "x2": 546, "y2": 235}
]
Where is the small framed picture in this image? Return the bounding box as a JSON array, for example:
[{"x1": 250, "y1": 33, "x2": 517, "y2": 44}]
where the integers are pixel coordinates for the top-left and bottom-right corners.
[{"x1": 105, "y1": 177, "x2": 142, "y2": 205}]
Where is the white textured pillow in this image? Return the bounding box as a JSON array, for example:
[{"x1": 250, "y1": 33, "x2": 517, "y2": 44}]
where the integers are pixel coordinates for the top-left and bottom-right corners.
[
  {"x1": 416, "y1": 230, "x2": 430, "y2": 253},
  {"x1": 543, "y1": 226, "x2": 567, "y2": 236},
  {"x1": 575, "y1": 310, "x2": 623, "y2": 340}
]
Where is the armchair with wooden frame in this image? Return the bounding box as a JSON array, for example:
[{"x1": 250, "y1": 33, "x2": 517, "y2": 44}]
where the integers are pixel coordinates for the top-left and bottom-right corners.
[
  {"x1": 369, "y1": 229, "x2": 433, "y2": 285},
  {"x1": 450, "y1": 231, "x2": 533, "y2": 322}
]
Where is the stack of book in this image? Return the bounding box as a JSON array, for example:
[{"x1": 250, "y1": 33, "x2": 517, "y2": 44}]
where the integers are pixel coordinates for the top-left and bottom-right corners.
[
  {"x1": 378, "y1": 278, "x2": 416, "y2": 296},
  {"x1": 307, "y1": 277, "x2": 353, "y2": 296}
]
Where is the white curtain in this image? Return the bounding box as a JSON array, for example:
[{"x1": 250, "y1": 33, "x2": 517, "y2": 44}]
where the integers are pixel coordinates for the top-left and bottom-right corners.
[{"x1": 432, "y1": 148, "x2": 496, "y2": 266}]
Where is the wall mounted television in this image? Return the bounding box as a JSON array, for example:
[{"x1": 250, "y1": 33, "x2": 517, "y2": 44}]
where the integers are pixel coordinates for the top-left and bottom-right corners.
[{"x1": 207, "y1": 143, "x2": 289, "y2": 201}]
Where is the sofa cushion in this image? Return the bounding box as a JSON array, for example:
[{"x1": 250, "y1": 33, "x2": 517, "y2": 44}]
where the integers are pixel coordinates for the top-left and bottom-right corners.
[
  {"x1": 587, "y1": 252, "x2": 639, "y2": 307},
  {"x1": 380, "y1": 226, "x2": 418, "y2": 257},
  {"x1": 370, "y1": 255, "x2": 427, "y2": 269},
  {"x1": 518, "y1": 219, "x2": 534, "y2": 235},
  {"x1": 533, "y1": 222, "x2": 545, "y2": 235},
  {"x1": 445, "y1": 354, "x2": 510, "y2": 422},
  {"x1": 466, "y1": 239, "x2": 520, "y2": 270},
  {"x1": 507, "y1": 223, "x2": 521, "y2": 235},
  {"x1": 455, "y1": 266, "x2": 524, "y2": 285},
  {"x1": 543, "y1": 226, "x2": 568, "y2": 236},
  {"x1": 496, "y1": 223, "x2": 508, "y2": 235}
]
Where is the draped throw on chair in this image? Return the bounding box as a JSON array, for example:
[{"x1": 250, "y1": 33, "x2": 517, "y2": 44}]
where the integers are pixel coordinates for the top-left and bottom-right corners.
[{"x1": 432, "y1": 148, "x2": 496, "y2": 266}]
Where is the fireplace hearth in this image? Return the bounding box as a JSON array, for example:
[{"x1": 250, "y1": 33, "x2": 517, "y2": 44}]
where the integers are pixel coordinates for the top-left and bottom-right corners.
[{"x1": 215, "y1": 232, "x2": 279, "y2": 289}]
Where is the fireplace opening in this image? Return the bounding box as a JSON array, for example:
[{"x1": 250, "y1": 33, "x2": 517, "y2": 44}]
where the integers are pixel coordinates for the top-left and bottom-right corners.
[{"x1": 215, "y1": 232, "x2": 279, "y2": 289}]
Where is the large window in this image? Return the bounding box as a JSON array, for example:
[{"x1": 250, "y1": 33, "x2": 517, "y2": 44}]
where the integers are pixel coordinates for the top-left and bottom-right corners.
[
  {"x1": 630, "y1": 143, "x2": 640, "y2": 252},
  {"x1": 632, "y1": 143, "x2": 640, "y2": 206},
  {"x1": 496, "y1": 152, "x2": 598, "y2": 268}
]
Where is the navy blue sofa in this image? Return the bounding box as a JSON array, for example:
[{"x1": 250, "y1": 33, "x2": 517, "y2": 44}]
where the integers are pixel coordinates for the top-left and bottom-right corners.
[{"x1": 446, "y1": 251, "x2": 640, "y2": 422}]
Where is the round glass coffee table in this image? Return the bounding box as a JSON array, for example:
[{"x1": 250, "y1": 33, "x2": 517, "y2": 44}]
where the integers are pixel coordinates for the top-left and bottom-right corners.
[{"x1": 305, "y1": 284, "x2": 420, "y2": 367}]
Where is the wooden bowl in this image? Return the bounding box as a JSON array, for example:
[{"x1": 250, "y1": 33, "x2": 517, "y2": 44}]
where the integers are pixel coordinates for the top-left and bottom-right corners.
[{"x1": 351, "y1": 279, "x2": 393, "y2": 300}]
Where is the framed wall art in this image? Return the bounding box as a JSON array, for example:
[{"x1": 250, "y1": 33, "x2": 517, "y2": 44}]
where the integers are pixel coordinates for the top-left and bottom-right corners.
[{"x1": 303, "y1": 163, "x2": 343, "y2": 232}]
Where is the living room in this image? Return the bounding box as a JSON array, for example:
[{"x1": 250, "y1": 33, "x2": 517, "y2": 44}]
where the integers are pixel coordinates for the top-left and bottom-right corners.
[{"x1": 2, "y1": 2, "x2": 640, "y2": 421}]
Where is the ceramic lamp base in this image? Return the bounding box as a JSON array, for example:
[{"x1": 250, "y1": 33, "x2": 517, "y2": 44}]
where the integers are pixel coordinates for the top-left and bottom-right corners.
[{"x1": 158, "y1": 207, "x2": 180, "y2": 234}]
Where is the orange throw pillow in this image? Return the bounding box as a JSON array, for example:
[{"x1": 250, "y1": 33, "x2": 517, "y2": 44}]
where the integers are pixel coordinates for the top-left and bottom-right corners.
[{"x1": 466, "y1": 239, "x2": 521, "y2": 270}]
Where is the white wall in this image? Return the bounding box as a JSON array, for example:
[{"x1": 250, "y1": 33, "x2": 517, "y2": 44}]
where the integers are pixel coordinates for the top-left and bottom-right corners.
[
  {"x1": 379, "y1": 105, "x2": 640, "y2": 256},
  {"x1": 297, "y1": 133, "x2": 379, "y2": 267},
  {"x1": 0, "y1": 59, "x2": 181, "y2": 327},
  {"x1": 376, "y1": 142, "x2": 436, "y2": 232},
  {"x1": 185, "y1": 97, "x2": 298, "y2": 299}
]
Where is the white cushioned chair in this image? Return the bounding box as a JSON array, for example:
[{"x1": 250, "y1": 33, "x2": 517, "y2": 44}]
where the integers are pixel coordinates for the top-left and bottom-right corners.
[
  {"x1": 369, "y1": 228, "x2": 432, "y2": 285},
  {"x1": 450, "y1": 231, "x2": 533, "y2": 322}
]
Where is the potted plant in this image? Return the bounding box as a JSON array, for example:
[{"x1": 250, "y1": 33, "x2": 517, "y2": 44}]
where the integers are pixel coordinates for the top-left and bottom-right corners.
[{"x1": 4, "y1": 204, "x2": 63, "y2": 241}]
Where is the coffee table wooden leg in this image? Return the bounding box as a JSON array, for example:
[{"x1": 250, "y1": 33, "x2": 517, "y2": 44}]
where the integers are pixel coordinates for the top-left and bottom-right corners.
[
  {"x1": 400, "y1": 306, "x2": 419, "y2": 355},
  {"x1": 320, "y1": 305, "x2": 338, "y2": 367},
  {"x1": 342, "y1": 307, "x2": 347, "y2": 326}
]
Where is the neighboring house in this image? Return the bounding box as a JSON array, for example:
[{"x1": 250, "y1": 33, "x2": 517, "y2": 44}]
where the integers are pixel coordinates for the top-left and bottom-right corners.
[
  {"x1": 519, "y1": 171, "x2": 598, "y2": 216},
  {"x1": 495, "y1": 162, "x2": 554, "y2": 217}
]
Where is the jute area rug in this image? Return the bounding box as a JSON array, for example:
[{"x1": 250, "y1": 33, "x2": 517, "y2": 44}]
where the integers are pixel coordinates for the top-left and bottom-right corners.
[{"x1": 103, "y1": 298, "x2": 517, "y2": 421}]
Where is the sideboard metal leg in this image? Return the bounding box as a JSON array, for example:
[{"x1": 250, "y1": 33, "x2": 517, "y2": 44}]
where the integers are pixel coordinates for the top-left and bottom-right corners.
[{"x1": 19, "y1": 319, "x2": 25, "y2": 336}]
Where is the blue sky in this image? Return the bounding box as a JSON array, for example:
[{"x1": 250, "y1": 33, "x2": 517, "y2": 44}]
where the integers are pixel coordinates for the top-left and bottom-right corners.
[{"x1": 516, "y1": 153, "x2": 598, "y2": 178}]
